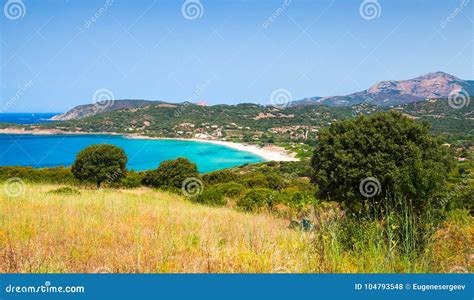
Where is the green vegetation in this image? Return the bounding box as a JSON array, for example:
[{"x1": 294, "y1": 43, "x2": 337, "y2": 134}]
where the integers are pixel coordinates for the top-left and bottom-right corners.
[
  {"x1": 2, "y1": 98, "x2": 471, "y2": 148},
  {"x1": 311, "y1": 111, "x2": 454, "y2": 214},
  {"x1": 71, "y1": 144, "x2": 128, "y2": 187},
  {"x1": 142, "y1": 157, "x2": 199, "y2": 190},
  {"x1": 47, "y1": 186, "x2": 81, "y2": 195},
  {"x1": 0, "y1": 111, "x2": 472, "y2": 273},
  {"x1": 0, "y1": 166, "x2": 75, "y2": 184},
  {"x1": 396, "y1": 98, "x2": 474, "y2": 147}
]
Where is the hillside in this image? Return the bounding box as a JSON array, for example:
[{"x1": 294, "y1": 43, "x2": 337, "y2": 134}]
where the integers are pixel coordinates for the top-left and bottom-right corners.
[
  {"x1": 293, "y1": 72, "x2": 474, "y2": 107},
  {"x1": 52, "y1": 100, "x2": 169, "y2": 120},
  {"x1": 1, "y1": 183, "x2": 471, "y2": 273},
  {"x1": 50, "y1": 72, "x2": 473, "y2": 122},
  {"x1": 394, "y1": 98, "x2": 474, "y2": 145},
  {"x1": 27, "y1": 103, "x2": 353, "y2": 143},
  {"x1": 5, "y1": 97, "x2": 470, "y2": 147}
]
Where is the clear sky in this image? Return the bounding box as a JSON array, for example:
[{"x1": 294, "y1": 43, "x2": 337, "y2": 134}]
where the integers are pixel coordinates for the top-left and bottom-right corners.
[{"x1": 1, "y1": 0, "x2": 472, "y2": 112}]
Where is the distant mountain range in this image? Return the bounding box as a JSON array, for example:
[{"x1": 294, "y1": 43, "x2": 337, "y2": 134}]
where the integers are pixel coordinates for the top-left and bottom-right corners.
[
  {"x1": 52, "y1": 71, "x2": 472, "y2": 121},
  {"x1": 292, "y1": 71, "x2": 474, "y2": 107}
]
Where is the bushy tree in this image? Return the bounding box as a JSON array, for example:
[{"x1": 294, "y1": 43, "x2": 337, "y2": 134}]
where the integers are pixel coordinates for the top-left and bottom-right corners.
[
  {"x1": 237, "y1": 188, "x2": 274, "y2": 212},
  {"x1": 71, "y1": 144, "x2": 127, "y2": 187},
  {"x1": 202, "y1": 169, "x2": 239, "y2": 185},
  {"x1": 311, "y1": 112, "x2": 454, "y2": 214},
  {"x1": 143, "y1": 157, "x2": 199, "y2": 189}
]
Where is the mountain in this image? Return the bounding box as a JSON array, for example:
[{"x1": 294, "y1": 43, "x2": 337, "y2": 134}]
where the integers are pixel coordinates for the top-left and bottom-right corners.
[
  {"x1": 292, "y1": 72, "x2": 474, "y2": 107},
  {"x1": 52, "y1": 100, "x2": 169, "y2": 121}
]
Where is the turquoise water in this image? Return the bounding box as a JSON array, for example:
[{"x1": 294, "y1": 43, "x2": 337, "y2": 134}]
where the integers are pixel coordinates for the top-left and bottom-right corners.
[
  {"x1": 0, "y1": 113, "x2": 60, "y2": 124},
  {"x1": 0, "y1": 134, "x2": 264, "y2": 172}
]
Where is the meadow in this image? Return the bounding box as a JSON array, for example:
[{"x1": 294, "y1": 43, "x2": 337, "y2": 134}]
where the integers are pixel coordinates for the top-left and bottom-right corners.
[{"x1": 0, "y1": 183, "x2": 472, "y2": 273}]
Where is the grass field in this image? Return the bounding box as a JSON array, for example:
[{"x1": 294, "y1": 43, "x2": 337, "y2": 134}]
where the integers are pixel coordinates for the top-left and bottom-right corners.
[{"x1": 0, "y1": 184, "x2": 472, "y2": 273}]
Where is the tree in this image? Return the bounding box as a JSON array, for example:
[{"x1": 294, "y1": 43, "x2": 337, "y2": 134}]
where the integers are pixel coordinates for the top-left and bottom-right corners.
[
  {"x1": 71, "y1": 144, "x2": 128, "y2": 187},
  {"x1": 311, "y1": 112, "x2": 454, "y2": 214},
  {"x1": 143, "y1": 157, "x2": 199, "y2": 189}
]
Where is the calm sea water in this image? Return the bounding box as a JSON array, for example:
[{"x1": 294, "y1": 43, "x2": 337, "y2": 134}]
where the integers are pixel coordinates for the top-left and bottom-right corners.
[
  {"x1": 0, "y1": 113, "x2": 60, "y2": 124},
  {"x1": 0, "y1": 134, "x2": 263, "y2": 172}
]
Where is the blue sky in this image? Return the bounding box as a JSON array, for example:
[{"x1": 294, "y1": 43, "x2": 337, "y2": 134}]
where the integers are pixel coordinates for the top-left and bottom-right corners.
[{"x1": 1, "y1": 0, "x2": 472, "y2": 112}]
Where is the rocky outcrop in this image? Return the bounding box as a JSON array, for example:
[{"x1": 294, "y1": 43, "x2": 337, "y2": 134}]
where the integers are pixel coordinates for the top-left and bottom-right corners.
[{"x1": 292, "y1": 72, "x2": 473, "y2": 107}]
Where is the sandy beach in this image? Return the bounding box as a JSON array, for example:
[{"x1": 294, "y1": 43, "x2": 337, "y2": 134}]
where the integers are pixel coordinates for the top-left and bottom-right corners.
[{"x1": 0, "y1": 128, "x2": 299, "y2": 162}]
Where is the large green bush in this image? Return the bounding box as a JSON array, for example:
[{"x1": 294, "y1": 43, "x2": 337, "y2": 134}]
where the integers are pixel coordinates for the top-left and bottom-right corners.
[
  {"x1": 311, "y1": 112, "x2": 454, "y2": 214},
  {"x1": 71, "y1": 144, "x2": 128, "y2": 187},
  {"x1": 237, "y1": 188, "x2": 274, "y2": 212},
  {"x1": 194, "y1": 182, "x2": 246, "y2": 206},
  {"x1": 202, "y1": 169, "x2": 239, "y2": 185},
  {"x1": 143, "y1": 157, "x2": 199, "y2": 189}
]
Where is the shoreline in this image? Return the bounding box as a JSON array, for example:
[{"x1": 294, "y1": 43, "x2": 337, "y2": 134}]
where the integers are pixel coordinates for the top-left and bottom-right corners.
[{"x1": 0, "y1": 128, "x2": 299, "y2": 162}]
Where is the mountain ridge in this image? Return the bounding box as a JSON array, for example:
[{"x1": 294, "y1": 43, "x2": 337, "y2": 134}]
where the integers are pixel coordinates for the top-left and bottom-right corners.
[
  {"x1": 52, "y1": 72, "x2": 472, "y2": 121},
  {"x1": 293, "y1": 71, "x2": 473, "y2": 107}
]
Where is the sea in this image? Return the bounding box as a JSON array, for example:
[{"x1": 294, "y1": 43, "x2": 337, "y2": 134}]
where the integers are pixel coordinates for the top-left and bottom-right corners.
[
  {"x1": 0, "y1": 113, "x2": 263, "y2": 172},
  {"x1": 0, "y1": 113, "x2": 59, "y2": 124}
]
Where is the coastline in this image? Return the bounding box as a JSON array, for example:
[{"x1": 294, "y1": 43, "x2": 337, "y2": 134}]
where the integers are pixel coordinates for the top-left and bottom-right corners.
[{"x1": 0, "y1": 128, "x2": 299, "y2": 162}]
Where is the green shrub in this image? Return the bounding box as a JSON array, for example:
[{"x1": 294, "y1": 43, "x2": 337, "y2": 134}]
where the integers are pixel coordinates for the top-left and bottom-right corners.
[
  {"x1": 193, "y1": 182, "x2": 245, "y2": 206},
  {"x1": 71, "y1": 144, "x2": 128, "y2": 187},
  {"x1": 275, "y1": 188, "x2": 318, "y2": 209},
  {"x1": 143, "y1": 157, "x2": 199, "y2": 189},
  {"x1": 47, "y1": 187, "x2": 81, "y2": 195},
  {"x1": 118, "y1": 170, "x2": 144, "y2": 188},
  {"x1": 213, "y1": 182, "x2": 246, "y2": 198},
  {"x1": 194, "y1": 188, "x2": 226, "y2": 206},
  {"x1": 237, "y1": 188, "x2": 274, "y2": 212},
  {"x1": 311, "y1": 112, "x2": 454, "y2": 215},
  {"x1": 202, "y1": 170, "x2": 239, "y2": 185},
  {"x1": 0, "y1": 166, "x2": 76, "y2": 184}
]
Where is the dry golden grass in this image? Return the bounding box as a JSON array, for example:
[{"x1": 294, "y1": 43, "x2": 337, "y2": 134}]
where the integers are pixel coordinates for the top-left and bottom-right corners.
[
  {"x1": 1, "y1": 184, "x2": 472, "y2": 273},
  {"x1": 0, "y1": 184, "x2": 319, "y2": 273}
]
